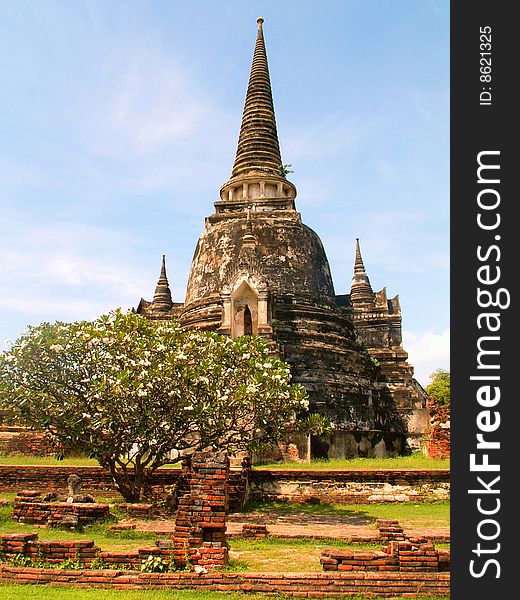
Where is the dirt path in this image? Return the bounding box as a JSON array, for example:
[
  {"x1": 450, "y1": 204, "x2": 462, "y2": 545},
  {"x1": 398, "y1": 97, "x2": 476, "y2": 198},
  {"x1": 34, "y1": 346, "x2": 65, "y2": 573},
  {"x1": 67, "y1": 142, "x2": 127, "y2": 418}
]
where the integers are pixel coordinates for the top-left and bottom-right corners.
[{"x1": 121, "y1": 511, "x2": 450, "y2": 542}]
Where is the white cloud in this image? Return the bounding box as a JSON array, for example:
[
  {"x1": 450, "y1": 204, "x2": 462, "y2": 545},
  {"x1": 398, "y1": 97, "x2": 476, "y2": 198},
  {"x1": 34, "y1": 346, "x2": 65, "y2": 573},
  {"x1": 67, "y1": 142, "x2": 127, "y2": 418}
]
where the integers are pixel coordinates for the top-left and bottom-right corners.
[
  {"x1": 403, "y1": 327, "x2": 450, "y2": 386},
  {"x1": 79, "y1": 43, "x2": 235, "y2": 168},
  {"x1": 88, "y1": 54, "x2": 210, "y2": 158},
  {"x1": 0, "y1": 218, "x2": 149, "y2": 327}
]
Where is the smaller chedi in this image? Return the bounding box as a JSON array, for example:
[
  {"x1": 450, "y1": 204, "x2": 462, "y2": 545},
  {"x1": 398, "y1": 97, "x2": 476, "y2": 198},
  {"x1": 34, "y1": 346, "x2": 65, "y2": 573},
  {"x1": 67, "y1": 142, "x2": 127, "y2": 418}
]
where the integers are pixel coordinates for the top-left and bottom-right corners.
[{"x1": 136, "y1": 18, "x2": 427, "y2": 457}]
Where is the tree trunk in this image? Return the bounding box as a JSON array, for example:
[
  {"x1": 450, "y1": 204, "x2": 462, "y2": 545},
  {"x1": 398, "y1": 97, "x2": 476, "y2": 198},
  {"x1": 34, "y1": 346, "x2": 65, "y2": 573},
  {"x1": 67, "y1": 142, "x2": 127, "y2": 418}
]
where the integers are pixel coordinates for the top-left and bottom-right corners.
[{"x1": 105, "y1": 463, "x2": 147, "y2": 503}]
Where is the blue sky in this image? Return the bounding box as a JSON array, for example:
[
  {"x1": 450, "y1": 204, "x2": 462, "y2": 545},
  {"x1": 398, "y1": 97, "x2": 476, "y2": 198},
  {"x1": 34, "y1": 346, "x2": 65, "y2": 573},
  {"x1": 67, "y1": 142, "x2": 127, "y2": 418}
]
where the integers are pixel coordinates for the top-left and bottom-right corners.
[{"x1": 0, "y1": 0, "x2": 449, "y2": 385}]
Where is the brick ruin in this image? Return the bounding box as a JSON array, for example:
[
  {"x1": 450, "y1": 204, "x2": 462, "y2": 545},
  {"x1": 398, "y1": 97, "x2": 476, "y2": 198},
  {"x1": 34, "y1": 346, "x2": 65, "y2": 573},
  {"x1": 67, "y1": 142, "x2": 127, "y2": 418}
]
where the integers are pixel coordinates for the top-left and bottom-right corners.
[
  {"x1": 135, "y1": 18, "x2": 429, "y2": 456},
  {"x1": 12, "y1": 490, "x2": 109, "y2": 529},
  {"x1": 321, "y1": 519, "x2": 450, "y2": 573},
  {"x1": 1, "y1": 458, "x2": 450, "y2": 590},
  {"x1": 171, "y1": 451, "x2": 229, "y2": 570},
  {"x1": 3, "y1": 451, "x2": 231, "y2": 573},
  {"x1": 0, "y1": 464, "x2": 450, "y2": 505},
  {"x1": 0, "y1": 564, "x2": 450, "y2": 597},
  {"x1": 1, "y1": 533, "x2": 100, "y2": 566},
  {"x1": 0, "y1": 426, "x2": 56, "y2": 457},
  {"x1": 0, "y1": 532, "x2": 180, "y2": 570},
  {"x1": 423, "y1": 400, "x2": 450, "y2": 459}
]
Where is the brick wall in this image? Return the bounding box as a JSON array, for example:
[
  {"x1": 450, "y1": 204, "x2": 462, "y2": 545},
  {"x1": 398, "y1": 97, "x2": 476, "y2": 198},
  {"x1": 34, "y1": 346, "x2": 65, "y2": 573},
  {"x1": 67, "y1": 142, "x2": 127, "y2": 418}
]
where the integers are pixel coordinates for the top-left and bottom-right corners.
[
  {"x1": 0, "y1": 465, "x2": 450, "y2": 504},
  {"x1": 0, "y1": 565, "x2": 450, "y2": 597},
  {"x1": 0, "y1": 427, "x2": 56, "y2": 457},
  {"x1": 1, "y1": 534, "x2": 100, "y2": 566},
  {"x1": 0, "y1": 533, "x2": 176, "y2": 570}
]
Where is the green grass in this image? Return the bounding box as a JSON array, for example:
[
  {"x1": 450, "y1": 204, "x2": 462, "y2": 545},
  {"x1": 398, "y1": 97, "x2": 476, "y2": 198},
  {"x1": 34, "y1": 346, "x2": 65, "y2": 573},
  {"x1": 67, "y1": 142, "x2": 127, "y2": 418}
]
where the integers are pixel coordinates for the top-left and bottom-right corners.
[
  {"x1": 0, "y1": 455, "x2": 184, "y2": 468},
  {"x1": 228, "y1": 537, "x2": 381, "y2": 573},
  {"x1": 0, "y1": 586, "x2": 450, "y2": 600},
  {"x1": 0, "y1": 586, "x2": 283, "y2": 600},
  {"x1": 243, "y1": 501, "x2": 450, "y2": 529},
  {"x1": 254, "y1": 452, "x2": 449, "y2": 470},
  {"x1": 0, "y1": 456, "x2": 100, "y2": 467},
  {"x1": 0, "y1": 452, "x2": 448, "y2": 470}
]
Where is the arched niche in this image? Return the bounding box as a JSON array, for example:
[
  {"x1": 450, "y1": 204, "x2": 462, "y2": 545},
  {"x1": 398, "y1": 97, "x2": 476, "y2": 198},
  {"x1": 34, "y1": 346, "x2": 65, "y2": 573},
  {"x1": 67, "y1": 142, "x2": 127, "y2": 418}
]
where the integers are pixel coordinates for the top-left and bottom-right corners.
[
  {"x1": 219, "y1": 277, "x2": 272, "y2": 338},
  {"x1": 231, "y1": 280, "x2": 259, "y2": 338}
]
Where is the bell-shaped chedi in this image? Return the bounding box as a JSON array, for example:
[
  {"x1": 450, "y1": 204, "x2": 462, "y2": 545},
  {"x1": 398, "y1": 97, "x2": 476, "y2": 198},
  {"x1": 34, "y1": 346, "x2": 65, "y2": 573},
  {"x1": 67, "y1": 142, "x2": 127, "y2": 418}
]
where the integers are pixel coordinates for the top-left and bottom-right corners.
[{"x1": 181, "y1": 19, "x2": 398, "y2": 431}]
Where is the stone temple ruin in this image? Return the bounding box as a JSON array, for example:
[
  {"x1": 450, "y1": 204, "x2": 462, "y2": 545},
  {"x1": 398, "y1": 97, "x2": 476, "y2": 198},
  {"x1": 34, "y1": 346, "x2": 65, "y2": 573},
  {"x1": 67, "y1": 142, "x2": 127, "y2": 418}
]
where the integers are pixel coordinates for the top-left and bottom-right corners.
[{"x1": 136, "y1": 18, "x2": 427, "y2": 456}]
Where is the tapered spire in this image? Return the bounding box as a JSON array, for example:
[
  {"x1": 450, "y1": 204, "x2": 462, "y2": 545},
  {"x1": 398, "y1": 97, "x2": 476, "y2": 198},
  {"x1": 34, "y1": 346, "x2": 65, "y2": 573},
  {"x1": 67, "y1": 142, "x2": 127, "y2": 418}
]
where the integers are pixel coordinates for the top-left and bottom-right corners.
[
  {"x1": 151, "y1": 255, "x2": 173, "y2": 312},
  {"x1": 350, "y1": 239, "x2": 375, "y2": 305},
  {"x1": 218, "y1": 18, "x2": 296, "y2": 208},
  {"x1": 232, "y1": 17, "x2": 283, "y2": 178}
]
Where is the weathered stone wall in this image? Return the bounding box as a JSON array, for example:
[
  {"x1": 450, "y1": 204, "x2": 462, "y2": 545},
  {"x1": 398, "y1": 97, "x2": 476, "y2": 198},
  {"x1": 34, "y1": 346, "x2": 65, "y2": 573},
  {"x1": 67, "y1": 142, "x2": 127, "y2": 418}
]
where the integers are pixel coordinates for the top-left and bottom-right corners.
[
  {"x1": 249, "y1": 469, "x2": 450, "y2": 504},
  {"x1": 0, "y1": 466, "x2": 119, "y2": 497},
  {"x1": 0, "y1": 564, "x2": 451, "y2": 597},
  {"x1": 0, "y1": 466, "x2": 450, "y2": 504},
  {"x1": 311, "y1": 430, "x2": 407, "y2": 460}
]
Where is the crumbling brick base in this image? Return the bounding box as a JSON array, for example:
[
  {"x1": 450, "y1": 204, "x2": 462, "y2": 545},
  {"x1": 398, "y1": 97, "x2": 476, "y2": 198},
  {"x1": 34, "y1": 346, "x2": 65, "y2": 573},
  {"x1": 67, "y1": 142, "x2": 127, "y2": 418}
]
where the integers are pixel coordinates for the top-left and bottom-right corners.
[
  {"x1": 172, "y1": 451, "x2": 230, "y2": 570},
  {"x1": 12, "y1": 490, "x2": 109, "y2": 527},
  {"x1": 321, "y1": 519, "x2": 450, "y2": 573}
]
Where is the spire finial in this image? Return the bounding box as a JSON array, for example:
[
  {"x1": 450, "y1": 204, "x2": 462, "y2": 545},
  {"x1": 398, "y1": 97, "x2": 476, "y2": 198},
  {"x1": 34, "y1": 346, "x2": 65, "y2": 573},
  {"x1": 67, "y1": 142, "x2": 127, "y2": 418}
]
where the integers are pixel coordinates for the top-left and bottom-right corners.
[
  {"x1": 160, "y1": 254, "x2": 167, "y2": 278},
  {"x1": 354, "y1": 239, "x2": 364, "y2": 272},
  {"x1": 351, "y1": 239, "x2": 375, "y2": 305},
  {"x1": 230, "y1": 18, "x2": 283, "y2": 179},
  {"x1": 152, "y1": 255, "x2": 173, "y2": 312}
]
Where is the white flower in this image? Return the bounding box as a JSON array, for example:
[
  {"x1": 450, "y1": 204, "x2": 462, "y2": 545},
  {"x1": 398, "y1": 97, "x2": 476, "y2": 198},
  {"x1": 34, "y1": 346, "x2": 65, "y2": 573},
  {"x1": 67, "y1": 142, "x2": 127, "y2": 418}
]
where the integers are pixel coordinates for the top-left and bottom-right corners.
[
  {"x1": 49, "y1": 344, "x2": 63, "y2": 352},
  {"x1": 137, "y1": 389, "x2": 148, "y2": 397}
]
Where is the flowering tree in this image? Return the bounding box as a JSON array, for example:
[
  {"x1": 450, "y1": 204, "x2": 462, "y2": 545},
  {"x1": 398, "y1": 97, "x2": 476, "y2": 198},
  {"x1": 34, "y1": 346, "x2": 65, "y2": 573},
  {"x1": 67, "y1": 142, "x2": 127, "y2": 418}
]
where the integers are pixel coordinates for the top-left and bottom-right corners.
[{"x1": 0, "y1": 310, "x2": 308, "y2": 501}]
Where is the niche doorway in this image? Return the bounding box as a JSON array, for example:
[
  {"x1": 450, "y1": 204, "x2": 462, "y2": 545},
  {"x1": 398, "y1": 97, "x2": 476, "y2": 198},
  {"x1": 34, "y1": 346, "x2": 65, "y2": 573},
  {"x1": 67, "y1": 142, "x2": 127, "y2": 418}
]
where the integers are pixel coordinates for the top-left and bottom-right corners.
[{"x1": 231, "y1": 281, "x2": 258, "y2": 338}]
